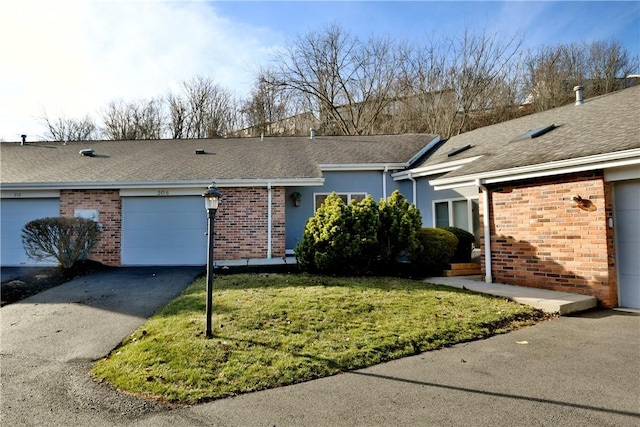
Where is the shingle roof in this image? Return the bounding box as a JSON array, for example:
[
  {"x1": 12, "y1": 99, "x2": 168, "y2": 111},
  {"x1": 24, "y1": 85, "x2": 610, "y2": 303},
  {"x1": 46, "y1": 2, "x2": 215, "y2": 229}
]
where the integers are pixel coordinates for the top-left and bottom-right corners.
[
  {"x1": 415, "y1": 85, "x2": 640, "y2": 180},
  {"x1": 1, "y1": 134, "x2": 436, "y2": 186}
]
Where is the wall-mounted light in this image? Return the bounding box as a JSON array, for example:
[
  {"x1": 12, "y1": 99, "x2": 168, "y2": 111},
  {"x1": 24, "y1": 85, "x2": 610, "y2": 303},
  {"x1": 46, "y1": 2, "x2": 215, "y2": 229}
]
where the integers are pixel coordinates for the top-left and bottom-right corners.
[
  {"x1": 291, "y1": 191, "x2": 302, "y2": 207},
  {"x1": 571, "y1": 195, "x2": 596, "y2": 212}
]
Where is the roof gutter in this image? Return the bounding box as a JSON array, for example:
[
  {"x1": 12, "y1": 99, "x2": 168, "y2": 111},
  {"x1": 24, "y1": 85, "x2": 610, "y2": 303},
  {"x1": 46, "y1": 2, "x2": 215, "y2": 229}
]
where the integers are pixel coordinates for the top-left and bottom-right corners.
[
  {"x1": 392, "y1": 156, "x2": 482, "y2": 181},
  {"x1": 0, "y1": 178, "x2": 326, "y2": 192},
  {"x1": 319, "y1": 163, "x2": 407, "y2": 171},
  {"x1": 431, "y1": 148, "x2": 640, "y2": 190}
]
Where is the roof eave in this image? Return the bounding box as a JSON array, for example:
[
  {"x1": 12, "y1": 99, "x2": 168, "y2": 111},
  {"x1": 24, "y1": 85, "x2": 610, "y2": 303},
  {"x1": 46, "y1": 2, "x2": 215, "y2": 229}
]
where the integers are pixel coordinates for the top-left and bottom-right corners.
[
  {"x1": 430, "y1": 148, "x2": 640, "y2": 190},
  {"x1": 0, "y1": 177, "x2": 325, "y2": 193},
  {"x1": 319, "y1": 163, "x2": 408, "y2": 172},
  {"x1": 392, "y1": 156, "x2": 483, "y2": 181}
]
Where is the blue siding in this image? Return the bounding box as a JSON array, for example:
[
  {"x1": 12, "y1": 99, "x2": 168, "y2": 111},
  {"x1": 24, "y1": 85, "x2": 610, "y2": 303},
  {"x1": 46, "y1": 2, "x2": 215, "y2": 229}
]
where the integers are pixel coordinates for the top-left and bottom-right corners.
[
  {"x1": 285, "y1": 170, "x2": 403, "y2": 251},
  {"x1": 284, "y1": 171, "x2": 480, "y2": 251}
]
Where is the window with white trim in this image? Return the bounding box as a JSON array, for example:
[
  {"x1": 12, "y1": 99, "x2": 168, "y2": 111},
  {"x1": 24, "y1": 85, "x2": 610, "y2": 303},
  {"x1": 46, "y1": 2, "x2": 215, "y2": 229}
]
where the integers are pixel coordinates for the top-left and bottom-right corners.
[
  {"x1": 314, "y1": 192, "x2": 367, "y2": 210},
  {"x1": 433, "y1": 197, "x2": 480, "y2": 246}
]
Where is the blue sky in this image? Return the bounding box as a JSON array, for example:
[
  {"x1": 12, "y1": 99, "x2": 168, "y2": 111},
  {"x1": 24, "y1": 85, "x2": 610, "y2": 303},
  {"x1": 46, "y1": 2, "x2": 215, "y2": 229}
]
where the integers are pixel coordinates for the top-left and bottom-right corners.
[{"x1": 1, "y1": 1, "x2": 638, "y2": 142}]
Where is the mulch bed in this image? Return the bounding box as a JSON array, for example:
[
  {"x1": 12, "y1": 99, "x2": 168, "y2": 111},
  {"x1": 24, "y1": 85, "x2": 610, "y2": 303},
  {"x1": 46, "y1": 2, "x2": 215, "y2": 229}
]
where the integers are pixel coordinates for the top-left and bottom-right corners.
[{"x1": 1, "y1": 260, "x2": 108, "y2": 307}]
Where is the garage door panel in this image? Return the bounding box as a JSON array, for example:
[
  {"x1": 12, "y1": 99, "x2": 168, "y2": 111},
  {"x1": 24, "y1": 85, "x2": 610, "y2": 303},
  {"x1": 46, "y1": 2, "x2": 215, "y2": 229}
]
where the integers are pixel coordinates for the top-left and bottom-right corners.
[
  {"x1": 122, "y1": 197, "x2": 207, "y2": 266},
  {"x1": 617, "y1": 242, "x2": 640, "y2": 276},
  {"x1": 615, "y1": 211, "x2": 640, "y2": 244},
  {"x1": 1, "y1": 199, "x2": 60, "y2": 266},
  {"x1": 615, "y1": 180, "x2": 640, "y2": 309},
  {"x1": 614, "y1": 181, "x2": 640, "y2": 211}
]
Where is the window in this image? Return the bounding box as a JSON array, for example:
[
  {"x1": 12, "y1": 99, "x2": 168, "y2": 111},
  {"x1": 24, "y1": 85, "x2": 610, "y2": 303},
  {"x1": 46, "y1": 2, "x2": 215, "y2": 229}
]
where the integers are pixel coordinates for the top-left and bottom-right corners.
[
  {"x1": 314, "y1": 192, "x2": 367, "y2": 210},
  {"x1": 434, "y1": 198, "x2": 480, "y2": 247}
]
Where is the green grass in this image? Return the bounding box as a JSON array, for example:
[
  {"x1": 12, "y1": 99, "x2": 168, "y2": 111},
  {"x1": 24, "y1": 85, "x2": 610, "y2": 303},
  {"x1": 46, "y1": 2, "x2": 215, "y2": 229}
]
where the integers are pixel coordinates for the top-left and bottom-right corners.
[{"x1": 91, "y1": 273, "x2": 546, "y2": 404}]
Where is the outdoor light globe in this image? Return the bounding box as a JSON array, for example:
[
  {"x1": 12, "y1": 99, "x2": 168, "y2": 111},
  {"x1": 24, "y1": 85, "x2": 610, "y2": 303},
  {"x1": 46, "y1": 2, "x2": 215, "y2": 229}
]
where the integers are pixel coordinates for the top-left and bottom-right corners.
[{"x1": 203, "y1": 184, "x2": 222, "y2": 211}]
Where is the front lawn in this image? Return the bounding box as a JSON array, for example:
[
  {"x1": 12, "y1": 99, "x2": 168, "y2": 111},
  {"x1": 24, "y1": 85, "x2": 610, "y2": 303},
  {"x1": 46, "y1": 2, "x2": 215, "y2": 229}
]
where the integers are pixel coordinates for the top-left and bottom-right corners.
[{"x1": 91, "y1": 273, "x2": 546, "y2": 404}]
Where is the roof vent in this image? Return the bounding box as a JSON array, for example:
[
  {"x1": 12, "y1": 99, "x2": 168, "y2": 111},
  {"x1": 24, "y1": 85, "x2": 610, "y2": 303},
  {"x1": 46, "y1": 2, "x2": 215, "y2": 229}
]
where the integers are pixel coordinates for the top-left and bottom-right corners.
[
  {"x1": 79, "y1": 148, "x2": 95, "y2": 157},
  {"x1": 447, "y1": 144, "x2": 472, "y2": 157},
  {"x1": 20, "y1": 134, "x2": 26, "y2": 145},
  {"x1": 195, "y1": 149, "x2": 205, "y2": 155},
  {"x1": 510, "y1": 124, "x2": 555, "y2": 142},
  {"x1": 310, "y1": 127, "x2": 316, "y2": 140},
  {"x1": 573, "y1": 85, "x2": 584, "y2": 106}
]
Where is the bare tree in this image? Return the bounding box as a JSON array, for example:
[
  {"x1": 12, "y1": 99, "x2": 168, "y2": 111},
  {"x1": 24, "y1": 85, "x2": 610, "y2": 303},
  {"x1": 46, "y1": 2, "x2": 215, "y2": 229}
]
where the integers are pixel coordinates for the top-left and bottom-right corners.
[
  {"x1": 166, "y1": 76, "x2": 235, "y2": 139},
  {"x1": 396, "y1": 29, "x2": 523, "y2": 138},
  {"x1": 265, "y1": 24, "x2": 402, "y2": 135},
  {"x1": 101, "y1": 98, "x2": 164, "y2": 140},
  {"x1": 523, "y1": 39, "x2": 635, "y2": 111},
  {"x1": 587, "y1": 40, "x2": 633, "y2": 94},
  {"x1": 241, "y1": 69, "x2": 294, "y2": 136},
  {"x1": 41, "y1": 113, "x2": 97, "y2": 141}
]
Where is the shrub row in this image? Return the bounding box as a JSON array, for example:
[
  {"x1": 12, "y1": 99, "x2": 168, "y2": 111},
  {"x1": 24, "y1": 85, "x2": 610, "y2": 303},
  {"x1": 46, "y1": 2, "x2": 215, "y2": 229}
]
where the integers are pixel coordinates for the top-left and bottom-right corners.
[{"x1": 295, "y1": 191, "x2": 468, "y2": 276}]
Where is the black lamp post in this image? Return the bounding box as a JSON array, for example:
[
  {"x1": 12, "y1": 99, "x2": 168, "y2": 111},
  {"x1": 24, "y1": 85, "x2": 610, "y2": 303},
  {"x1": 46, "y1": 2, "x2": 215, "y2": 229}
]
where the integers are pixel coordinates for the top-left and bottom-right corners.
[{"x1": 203, "y1": 183, "x2": 222, "y2": 339}]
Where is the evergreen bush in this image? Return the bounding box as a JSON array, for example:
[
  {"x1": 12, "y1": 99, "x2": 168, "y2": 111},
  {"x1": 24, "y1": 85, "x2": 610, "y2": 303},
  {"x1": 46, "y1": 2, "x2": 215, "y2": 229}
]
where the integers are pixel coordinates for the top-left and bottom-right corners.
[
  {"x1": 377, "y1": 190, "x2": 422, "y2": 268},
  {"x1": 410, "y1": 228, "x2": 458, "y2": 276},
  {"x1": 295, "y1": 193, "x2": 380, "y2": 274},
  {"x1": 442, "y1": 226, "x2": 475, "y2": 263}
]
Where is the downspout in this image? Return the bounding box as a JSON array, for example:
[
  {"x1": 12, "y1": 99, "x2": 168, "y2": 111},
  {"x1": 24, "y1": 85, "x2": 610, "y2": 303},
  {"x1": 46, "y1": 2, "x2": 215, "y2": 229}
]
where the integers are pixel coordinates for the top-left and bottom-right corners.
[
  {"x1": 477, "y1": 180, "x2": 492, "y2": 283},
  {"x1": 267, "y1": 182, "x2": 272, "y2": 259},
  {"x1": 382, "y1": 166, "x2": 388, "y2": 199},
  {"x1": 408, "y1": 172, "x2": 417, "y2": 205}
]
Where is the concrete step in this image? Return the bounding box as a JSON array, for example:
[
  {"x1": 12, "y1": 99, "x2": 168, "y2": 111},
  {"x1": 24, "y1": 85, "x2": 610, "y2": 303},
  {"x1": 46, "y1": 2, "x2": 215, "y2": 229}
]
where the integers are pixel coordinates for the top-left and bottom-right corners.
[
  {"x1": 444, "y1": 262, "x2": 481, "y2": 277},
  {"x1": 424, "y1": 276, "x2": 598, "y2": 316}
]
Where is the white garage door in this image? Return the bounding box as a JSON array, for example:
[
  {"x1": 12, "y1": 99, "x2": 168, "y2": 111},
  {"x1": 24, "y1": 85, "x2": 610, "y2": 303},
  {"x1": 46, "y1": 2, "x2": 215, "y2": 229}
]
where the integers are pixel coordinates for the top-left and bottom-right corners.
[
  {"x1": 1, "y1": 198, "x2": 60, "y2": 266},
  {"x1": 615, "y1": 180, "x2": 640, "y2": 309},
  {"x1": 122, "y1": 196, "x2": 207, "y2": 266}
]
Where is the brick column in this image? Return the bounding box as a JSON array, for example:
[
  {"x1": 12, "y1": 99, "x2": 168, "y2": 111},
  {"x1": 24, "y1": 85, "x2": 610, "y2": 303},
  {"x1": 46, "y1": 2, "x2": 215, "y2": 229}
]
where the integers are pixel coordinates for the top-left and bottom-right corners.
[{"x1": 59, "y1": 189, "x2": 121, "y2": 266}]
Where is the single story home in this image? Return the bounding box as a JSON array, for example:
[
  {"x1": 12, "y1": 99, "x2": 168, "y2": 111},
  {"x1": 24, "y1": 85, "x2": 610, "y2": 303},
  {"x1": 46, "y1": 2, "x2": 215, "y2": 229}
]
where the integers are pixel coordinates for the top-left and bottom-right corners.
[
  {"x1": 1, "y1": 133, "x2": 438, "y2": 266},
  {"x1": 2, "y1": 86, "x2": 638, "y2": 309},
  {"x1": 392, "y1": 85, "x2": 640, "y2": 309}
]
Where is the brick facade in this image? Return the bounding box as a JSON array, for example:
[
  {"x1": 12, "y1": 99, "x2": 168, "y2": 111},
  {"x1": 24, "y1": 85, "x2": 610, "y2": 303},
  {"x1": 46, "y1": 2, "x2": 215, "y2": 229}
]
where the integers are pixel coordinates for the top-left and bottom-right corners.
[
  {"x1": 480, "y1": 171, "x2": 617, "y2": 307},
  {"x1": 59, "y1": 189, "x2": 121, "y2": 266},
  {"x1": 214, "y1": 187, "x2": 286, "y2": 260}
]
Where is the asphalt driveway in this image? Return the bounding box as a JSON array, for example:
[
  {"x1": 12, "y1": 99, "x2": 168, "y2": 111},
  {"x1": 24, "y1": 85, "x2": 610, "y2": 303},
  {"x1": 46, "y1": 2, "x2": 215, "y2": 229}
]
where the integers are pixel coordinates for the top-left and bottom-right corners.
[{"x1": 1, "y1": 268, "x2": 639, "y2": 426}]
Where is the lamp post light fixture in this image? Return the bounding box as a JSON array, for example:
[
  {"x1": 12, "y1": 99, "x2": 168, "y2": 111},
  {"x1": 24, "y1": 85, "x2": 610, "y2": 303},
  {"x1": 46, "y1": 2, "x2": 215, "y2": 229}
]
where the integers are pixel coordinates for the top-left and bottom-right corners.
[{"x1": 203, "y1": 183, "x2": 222, "y2": 339}]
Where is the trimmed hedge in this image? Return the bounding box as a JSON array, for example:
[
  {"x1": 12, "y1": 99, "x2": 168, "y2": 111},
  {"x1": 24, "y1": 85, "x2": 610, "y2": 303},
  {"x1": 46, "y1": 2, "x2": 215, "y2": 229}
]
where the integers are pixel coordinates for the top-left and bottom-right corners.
[
  {"x1": 410, "y1": 228, "x2": 458, "y2": 276},
  {"x1": 442, "y1": 226, "x2": 475, "y2": 263}
]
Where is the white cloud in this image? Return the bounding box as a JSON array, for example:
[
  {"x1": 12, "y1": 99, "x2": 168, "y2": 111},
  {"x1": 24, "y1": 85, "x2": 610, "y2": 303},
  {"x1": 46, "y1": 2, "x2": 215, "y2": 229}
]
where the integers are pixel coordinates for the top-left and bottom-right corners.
[{"x1": 0, "y1": 1, "x2": 281, "y2": 141}]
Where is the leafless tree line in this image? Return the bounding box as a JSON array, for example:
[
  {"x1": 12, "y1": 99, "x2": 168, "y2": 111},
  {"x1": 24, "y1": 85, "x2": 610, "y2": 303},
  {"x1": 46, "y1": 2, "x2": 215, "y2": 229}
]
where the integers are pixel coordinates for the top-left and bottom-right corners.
[{"x1": 41, "y1": 25, "x2": 638, "y2": 142}]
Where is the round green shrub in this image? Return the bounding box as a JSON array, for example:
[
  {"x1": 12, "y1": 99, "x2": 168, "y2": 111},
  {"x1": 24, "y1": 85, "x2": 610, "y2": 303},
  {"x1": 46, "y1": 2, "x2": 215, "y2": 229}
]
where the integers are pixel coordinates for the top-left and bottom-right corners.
[
  {"x1": 410, "y1": 228, "x2": 458, "y2": 276},
  {"x1": 442, "y1": 226, "x2": 475, "y2": 263},
  {"x1": 295, "y1": 193, "x2": 380, "y2": 274}
]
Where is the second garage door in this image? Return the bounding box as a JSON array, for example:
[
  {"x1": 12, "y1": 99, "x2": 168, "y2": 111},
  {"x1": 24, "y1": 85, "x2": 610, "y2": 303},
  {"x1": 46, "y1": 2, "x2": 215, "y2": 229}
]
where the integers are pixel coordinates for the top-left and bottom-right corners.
[
  {"x1": 614, "y1": 179, "x2": 640, "y2": 309},
  {"x1": 122, "y1": 196, "x2": 207, "y2": 266},
  {"x1": 0, "y1": 198, "x2": 60, "y2": 266}
]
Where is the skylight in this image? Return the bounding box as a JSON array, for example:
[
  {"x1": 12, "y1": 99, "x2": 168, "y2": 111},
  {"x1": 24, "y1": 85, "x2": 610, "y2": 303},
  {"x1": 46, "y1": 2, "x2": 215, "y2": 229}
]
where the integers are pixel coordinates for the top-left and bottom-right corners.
[
  {"x1": 510, "y1": 124, "x2": 555, "y2": 142},
  {"x1": 447, "y1": 144, "x2": 472, "y2": 157}
]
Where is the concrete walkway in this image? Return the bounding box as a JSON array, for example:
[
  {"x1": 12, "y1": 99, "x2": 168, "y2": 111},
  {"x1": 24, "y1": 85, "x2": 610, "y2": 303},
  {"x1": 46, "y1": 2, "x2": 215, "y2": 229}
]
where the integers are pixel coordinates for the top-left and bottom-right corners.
[{"x1": 425, "y1": 275, "x2": 598, "y2": 315}]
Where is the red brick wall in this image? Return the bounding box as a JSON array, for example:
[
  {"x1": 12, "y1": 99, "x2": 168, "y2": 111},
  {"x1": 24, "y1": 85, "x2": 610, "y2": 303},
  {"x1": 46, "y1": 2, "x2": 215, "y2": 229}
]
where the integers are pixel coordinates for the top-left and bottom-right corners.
[
  {"x1": 59, "y1": 189, "x2": 121, "y2": 266},
  {"x1": 208, "y1": 186, "x2": 286, "y2": 260},
  {"x1": 480, "y1": 171, "x2": 617, "y2": 307},
  {"x1": 59, "y1": 187, "x2": 287, "y2": 265}
]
